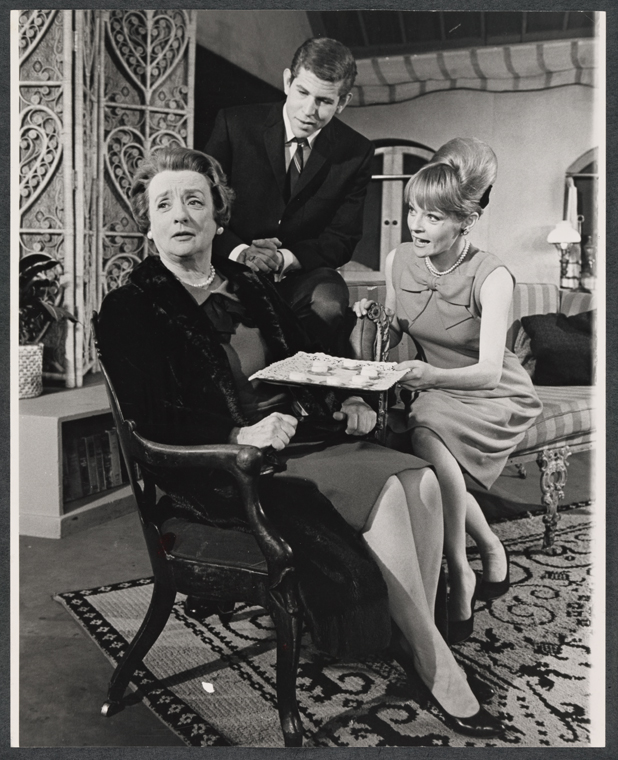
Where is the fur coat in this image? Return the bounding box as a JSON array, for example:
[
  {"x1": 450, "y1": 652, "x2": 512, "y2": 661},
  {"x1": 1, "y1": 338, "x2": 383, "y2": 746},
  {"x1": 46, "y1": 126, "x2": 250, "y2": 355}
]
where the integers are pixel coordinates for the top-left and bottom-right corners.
[{"x1": 97, "y1": 256, "x2": 391, "y2": 658}]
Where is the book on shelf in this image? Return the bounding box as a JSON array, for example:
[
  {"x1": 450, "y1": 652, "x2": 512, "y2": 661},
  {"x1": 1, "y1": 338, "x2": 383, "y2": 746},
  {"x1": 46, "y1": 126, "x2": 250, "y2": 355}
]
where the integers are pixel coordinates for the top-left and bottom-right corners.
[
  {"x1": 94, "y1": 435, "x2": 107, "y2": 493},
  {"x1": 63, "y1": 419, "x2": 132, "y2": 502},
  {"x1": 63, "y1": 436, "x2": 83, "y2": 501},
  {"x1": 77, "y1": 436, "x2": 91, "y2": 497},
  {"x1": 85, "y1": 435, "x2": 99, "y2": 495},
  {"x1": 106, "y1": 428, "x2": 124, "y2": 487},
  {"x1": 100, "y1": 432, "x2": 113, "y2": 489}
]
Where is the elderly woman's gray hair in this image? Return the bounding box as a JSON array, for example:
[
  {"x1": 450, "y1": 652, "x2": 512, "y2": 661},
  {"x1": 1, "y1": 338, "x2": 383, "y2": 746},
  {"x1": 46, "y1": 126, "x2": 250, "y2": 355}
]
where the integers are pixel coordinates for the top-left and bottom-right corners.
[{"x1": 129, "y1": 145, "x2": 235, "y2": 233}]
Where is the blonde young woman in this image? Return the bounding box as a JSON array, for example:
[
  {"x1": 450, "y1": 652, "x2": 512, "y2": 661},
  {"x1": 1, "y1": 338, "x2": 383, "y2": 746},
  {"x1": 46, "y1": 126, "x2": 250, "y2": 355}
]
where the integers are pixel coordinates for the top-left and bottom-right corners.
[{"x1": 355, "y1": 138, "x2": 542, "y2": 644}]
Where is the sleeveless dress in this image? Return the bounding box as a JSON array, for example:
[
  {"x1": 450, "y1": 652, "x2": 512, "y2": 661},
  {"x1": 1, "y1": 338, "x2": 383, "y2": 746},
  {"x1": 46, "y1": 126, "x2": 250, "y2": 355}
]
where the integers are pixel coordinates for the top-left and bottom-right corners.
[
  {"x1": 186, "y1": 276, "x2": 428, "y2": 531},
  {"x1": 390, "y1": 243, "x2": 543, "y2": 489}
]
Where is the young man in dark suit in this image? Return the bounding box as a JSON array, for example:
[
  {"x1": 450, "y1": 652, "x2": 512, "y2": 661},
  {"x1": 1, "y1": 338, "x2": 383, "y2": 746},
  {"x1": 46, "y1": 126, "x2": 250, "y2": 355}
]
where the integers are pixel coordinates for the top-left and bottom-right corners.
[{"x1": 205, "y1": 38, "x2": 374, "y2": 355}]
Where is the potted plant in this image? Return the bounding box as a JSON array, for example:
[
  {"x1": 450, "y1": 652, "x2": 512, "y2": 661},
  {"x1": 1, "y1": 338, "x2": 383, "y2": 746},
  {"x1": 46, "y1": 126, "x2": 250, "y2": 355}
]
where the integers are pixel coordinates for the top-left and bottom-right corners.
[{"x1": 19, "y1": 253, "x2": 76, "y2": 399}]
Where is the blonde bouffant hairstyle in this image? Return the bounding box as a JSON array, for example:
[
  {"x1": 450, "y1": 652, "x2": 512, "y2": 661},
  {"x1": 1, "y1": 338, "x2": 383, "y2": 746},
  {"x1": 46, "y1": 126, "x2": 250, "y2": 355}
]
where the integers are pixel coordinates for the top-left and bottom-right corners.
[{"x1": 405, "y1": 137, "x2": 498, "y2": 222}]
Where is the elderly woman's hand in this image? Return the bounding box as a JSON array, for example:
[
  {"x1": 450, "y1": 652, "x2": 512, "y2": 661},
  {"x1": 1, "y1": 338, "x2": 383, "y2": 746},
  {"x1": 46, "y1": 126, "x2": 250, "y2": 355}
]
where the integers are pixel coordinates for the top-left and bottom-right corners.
[
  {"x1": 234, "y1": 412, "x2": 298, "y2": 450},
  {"x1": 333, "y1": 396, "x2": 377, "y2": 436},
  {"x1": 397, "y1": 360, "x2": 436, "y2": 389}
]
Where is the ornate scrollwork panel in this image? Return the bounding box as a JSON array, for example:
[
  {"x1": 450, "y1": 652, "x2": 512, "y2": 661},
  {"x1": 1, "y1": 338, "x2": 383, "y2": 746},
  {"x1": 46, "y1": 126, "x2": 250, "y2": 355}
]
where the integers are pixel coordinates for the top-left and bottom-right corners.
[
  {"x1": 19, "y1": 10, "x2": 59, "y2": 68},
  {"x1": 19, "y1": 10, "x2": 195, "y2": 385},
  {"x1": 102, "y1": 233, "x2": 146, "y2": 261},
  {"x1": 102, "y1": 176, "x2": 140, "y2": 238},
  {"x1": 20, "y1": 105, "x2": 63, "y2": 214},
  {"x1": 149, "y1": 125, "x2": 187, "y2": 150},
  {"x1": 105, "y1": 126, "x2": 147, "y2": 204},
  {"x1": 21, "y1": 173, "x2": 64, "y2": 232},
  {"x1": 20, "y1": 84, "x2": 63, "y2": 115},
  {"x1": 107, "y1": 10, "x2": 190, "y2": 96},
  {"x1": 152, "y1": 81, "x2": 190, "y2": 112},
  {"x1": 80, "y1": 13, "x2": 100, "y2": 231},
  {"x1": 20, "y1": 231, "x2": 65, "y2": 261},
  {"x1": 18, "y1": 11, "x2": 72, "y2": 380},
  {"x1": 103, "y1": 252, "x2": 144, "y2": 294},
  {"x1": 100, "y1": 9, "x2": 194, "y2": 293}
]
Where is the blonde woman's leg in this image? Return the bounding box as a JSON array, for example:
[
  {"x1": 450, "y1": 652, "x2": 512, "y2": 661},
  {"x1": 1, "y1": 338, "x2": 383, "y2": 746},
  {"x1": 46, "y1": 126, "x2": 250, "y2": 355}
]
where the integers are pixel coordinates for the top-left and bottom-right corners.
[
  {"x1": 362, "y1": 471, "x2": 479, "y2": 718},
  {"x1": 465, "y1": 493, "x2": 508, "y2": 583},
  {"x1": 410, "y1": 427, "x2": 476, "y2": 623}
]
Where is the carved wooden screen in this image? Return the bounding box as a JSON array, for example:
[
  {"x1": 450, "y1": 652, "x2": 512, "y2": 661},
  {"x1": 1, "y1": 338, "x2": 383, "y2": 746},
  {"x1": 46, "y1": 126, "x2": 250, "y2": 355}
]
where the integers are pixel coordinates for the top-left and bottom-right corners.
[
  {"x1": 18, "y1": 9, "x2": 196, "y2": 387},
  {"x1": 74, "y1": 9, "x2": 103, "y2": 384},
  {"x1": 19, "y1": 10, "x2": 76, "y2": 384}
]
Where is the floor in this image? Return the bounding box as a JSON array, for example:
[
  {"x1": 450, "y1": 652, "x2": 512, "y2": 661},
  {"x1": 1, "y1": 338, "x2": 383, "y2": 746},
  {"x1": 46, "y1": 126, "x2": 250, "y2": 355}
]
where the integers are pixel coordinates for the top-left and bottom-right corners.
[
  {"x1": 18, "y1": 451, "x2": 593, "y2": 748},
  {"x1": 20, "y1": 510, "x2": 184, "y2": 747}
]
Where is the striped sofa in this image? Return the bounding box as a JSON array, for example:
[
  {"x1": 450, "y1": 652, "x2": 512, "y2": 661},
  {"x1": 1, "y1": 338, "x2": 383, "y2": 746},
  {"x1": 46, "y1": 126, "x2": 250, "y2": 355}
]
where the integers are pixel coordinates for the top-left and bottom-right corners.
[
  {"x1": 348, "y1": 280, "x2": 596, "y2": 550},
  {"x1": 504, "y1": 284, "x2": 595, "y2": 550}
]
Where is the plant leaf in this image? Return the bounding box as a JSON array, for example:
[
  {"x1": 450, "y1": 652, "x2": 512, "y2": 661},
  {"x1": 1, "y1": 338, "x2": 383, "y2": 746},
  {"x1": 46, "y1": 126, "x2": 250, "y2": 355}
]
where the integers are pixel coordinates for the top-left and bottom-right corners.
[
  {"x1": 19, "y1": 252, "x2": 56, "y2": 272},
  {"x1": 38, "y1": 301, "x2": 76, "y2": 322},
  {"x1": 19, "y1": 253, "x2": 57, "y2": 278},
  {"x1": 20, "y1": 261, "x2": 60, "y2": 291},
  {"x1": 21, "y1": 276, "x2": 54, "y2": 295}
]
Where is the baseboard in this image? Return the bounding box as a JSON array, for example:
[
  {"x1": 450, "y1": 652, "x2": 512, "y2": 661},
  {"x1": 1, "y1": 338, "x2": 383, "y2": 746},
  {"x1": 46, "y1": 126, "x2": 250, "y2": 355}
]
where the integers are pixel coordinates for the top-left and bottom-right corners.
[{"x1": 20, "y1": 486, "x2": 135, "y2": 539}]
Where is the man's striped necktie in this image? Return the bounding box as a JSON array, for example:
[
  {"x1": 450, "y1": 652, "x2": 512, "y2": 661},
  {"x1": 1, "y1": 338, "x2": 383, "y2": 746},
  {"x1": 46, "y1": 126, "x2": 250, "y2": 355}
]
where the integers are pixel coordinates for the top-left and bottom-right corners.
[{"x1": 287, "y1": 137, "x2": 309, "y2": 198}]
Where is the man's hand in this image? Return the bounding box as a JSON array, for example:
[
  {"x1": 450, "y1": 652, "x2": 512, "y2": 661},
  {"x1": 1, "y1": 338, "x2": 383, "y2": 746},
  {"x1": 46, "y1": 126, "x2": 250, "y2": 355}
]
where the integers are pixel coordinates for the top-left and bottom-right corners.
[
  {"x1": 238, "y1": 238, "x2": 283, "y2": 274},
  {"x1": 332, "y1": 396, "x2": 377, "y2": 436},
  {"x1": 234, "y1": 412, "x2": 298, "y2": 450}
]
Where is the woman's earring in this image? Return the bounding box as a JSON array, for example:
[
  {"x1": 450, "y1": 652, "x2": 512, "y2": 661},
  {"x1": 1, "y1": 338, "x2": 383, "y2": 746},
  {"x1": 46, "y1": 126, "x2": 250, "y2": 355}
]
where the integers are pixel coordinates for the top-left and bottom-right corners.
[
  {"x1": 461, "y1": 227, "x2": 469, "y2": 236},
  {"x1": 146, "y1": 230, "x2": 153, "y2": 240},
  {"x1": 216, "y1": 226, "x2": 224, "y2": 235}
]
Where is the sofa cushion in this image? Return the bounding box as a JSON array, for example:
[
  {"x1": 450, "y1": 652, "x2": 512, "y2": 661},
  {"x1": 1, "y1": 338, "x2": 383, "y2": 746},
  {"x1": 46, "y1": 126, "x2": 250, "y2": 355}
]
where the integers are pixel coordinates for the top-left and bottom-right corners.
[
  {"x1": 520, "y1": 311, "x2": 595, "y2": 385},
  {"x1": 507, "y1": 283, "x2": 561, "y2": 350},
  {"x1": 512, "y1": 386, "x2": 596, "y2": 453},
  {"x1": 513, "y1": 326, "x2": 536, "y2": 378}
]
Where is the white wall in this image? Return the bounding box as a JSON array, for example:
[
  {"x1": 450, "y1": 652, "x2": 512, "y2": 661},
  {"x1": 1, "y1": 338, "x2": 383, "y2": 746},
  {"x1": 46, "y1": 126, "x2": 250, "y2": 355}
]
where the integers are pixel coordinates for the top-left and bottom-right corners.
[
  {"x1": 196, "y1": 10, "x2": 312, "y2": 91},
  {"x1": 340, "y1": 85, "x2": 597, "y2": 284},
  {"x1": 193, "y1": 12, "x2": 598, "y2": 286}
]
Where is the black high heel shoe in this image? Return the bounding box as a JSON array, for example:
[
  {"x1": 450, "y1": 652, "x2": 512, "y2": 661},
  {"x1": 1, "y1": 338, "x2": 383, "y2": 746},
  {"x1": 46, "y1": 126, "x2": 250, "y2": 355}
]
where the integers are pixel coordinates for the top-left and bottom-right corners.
[
  {"x1": 390, "y1": 634, "x2": 495, "y2": 704},
  {"x1": 447, "y1": 573, "x2": 478, "y2": 646},
  {"x1": 461, "y1": 665, "x2": 496, "y2": 703},
  {"x1": 429, "y1": 698, "x2": 505, "y2": 738},
  {"x1": 477, "y1": 540, "x2": 511, "y2": 602},
  {"x1": 389, "y1": 637, "x2": 504, "y2": 737}
]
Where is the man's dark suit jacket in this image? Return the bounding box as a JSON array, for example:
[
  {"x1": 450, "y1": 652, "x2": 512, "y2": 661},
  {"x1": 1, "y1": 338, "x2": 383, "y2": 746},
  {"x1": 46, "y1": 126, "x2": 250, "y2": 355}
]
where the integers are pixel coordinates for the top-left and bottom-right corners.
[{"x1": 205, "y1": 102, "x2": 374, "y2": 272}]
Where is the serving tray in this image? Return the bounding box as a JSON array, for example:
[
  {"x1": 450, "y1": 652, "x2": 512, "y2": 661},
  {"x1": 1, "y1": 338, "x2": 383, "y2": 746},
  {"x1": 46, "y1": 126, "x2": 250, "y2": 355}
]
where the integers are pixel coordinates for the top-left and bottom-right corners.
[{"x1": 249, "y1": 351, "x2": 408, "y2": 391}]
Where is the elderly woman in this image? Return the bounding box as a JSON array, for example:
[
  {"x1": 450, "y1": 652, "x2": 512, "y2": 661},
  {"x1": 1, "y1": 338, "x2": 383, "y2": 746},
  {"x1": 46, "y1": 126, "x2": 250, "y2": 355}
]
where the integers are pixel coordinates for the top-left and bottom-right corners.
[{"x1": 97, "y1": 146, "x2": 504, "y2": 737}]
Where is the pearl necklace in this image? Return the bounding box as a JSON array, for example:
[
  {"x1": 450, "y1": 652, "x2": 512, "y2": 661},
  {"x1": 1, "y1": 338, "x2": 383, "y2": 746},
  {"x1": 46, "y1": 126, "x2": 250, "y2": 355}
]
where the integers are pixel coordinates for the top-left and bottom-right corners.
[
  {"x1": 425, "y1": 240, "x2": 470, "y2": 277},
  {"x1": 175, "y1": 264, "x2": 216, "y2": 289}
]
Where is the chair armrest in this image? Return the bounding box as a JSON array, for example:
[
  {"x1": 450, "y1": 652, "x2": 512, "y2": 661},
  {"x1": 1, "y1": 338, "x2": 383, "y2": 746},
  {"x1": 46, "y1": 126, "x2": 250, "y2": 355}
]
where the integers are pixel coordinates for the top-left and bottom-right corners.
[
  {"x1": 128, "y1": 425, "x2": 295, "y2": 578},
  {"x1": 129, "y1": 428, "x2": 263, "y2": 475}
]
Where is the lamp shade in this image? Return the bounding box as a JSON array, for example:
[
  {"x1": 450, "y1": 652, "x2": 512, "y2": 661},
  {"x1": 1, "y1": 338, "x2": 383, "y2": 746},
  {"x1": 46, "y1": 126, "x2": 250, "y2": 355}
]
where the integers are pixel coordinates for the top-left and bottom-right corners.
[{"x1": 547, "y1": 221, "x2": 581, "y2": 245}]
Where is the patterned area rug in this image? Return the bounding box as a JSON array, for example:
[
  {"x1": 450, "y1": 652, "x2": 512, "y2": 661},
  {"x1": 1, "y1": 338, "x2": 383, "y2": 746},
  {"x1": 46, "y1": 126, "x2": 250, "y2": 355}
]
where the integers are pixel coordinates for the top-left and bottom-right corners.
[{"x1": 55, "y1": 507, "x2": 594, "y2": 747}]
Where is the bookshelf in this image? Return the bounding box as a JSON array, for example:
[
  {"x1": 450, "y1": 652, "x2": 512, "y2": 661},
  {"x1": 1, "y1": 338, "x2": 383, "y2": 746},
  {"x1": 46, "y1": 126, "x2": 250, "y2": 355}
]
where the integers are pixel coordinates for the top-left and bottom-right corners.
[{"x1": 19, "y1": 381, "x2": 134, "y2": 538}]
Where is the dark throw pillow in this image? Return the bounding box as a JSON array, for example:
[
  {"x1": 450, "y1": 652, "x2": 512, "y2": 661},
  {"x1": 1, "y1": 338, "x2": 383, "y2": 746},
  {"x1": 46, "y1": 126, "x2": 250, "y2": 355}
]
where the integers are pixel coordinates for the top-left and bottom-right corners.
[
  {"x1": 520, "y1": 310, "x2": 595, "y2": 386},
  {"x1": 513, "y1": 325, "x2": 536, "y2": 379}
]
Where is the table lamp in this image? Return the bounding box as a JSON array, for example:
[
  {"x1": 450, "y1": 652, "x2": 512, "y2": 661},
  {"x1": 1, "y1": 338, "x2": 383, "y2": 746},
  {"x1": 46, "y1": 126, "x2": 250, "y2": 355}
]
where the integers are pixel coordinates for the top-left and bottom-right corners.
[{"x1": 547, "y1": 221, "x2": 581, "y2": 289}]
